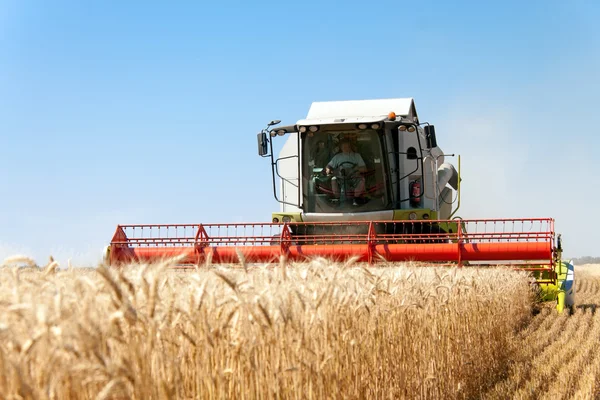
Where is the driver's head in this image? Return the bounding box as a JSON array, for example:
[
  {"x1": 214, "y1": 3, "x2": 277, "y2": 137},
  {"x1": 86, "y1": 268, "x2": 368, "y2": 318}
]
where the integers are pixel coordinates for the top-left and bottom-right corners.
[{"x1": 340, "y1": 140, "x2": 352, "y2": 153}]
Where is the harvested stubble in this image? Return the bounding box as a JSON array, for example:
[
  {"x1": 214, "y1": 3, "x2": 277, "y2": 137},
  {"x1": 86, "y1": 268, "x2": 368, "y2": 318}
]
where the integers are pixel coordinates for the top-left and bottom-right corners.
[
  {"x1": 0, "y1": 258, "x2": 534, "y2": 399},
  {"x1": 482, "y1": 264, "x2": 600, "y2": 400}
]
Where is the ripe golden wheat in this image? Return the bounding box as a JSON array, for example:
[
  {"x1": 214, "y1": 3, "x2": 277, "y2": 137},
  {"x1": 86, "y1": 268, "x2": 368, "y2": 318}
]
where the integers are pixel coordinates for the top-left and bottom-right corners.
[{"x1": 0, "y1": 257, "x2": 537, "y2": 399}]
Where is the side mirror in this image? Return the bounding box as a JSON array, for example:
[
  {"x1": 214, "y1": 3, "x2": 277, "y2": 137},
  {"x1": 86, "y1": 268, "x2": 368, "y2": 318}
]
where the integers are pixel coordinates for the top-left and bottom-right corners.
[
  {"x1": 257, "y1": 132, "x2": 269, "y2": 156},
  {"x1": 425, "y1": 125, "x2": 437, "y2": 149}
]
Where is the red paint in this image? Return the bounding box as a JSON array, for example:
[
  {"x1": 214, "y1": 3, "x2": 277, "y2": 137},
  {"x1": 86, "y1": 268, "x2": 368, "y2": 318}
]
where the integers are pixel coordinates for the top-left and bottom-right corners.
[{"x1": 109, "y1": 219, "x2": 556, "y2": 267}]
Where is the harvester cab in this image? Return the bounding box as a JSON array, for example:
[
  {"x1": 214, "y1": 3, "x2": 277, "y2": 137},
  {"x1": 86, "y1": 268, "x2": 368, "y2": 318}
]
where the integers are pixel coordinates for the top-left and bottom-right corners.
[
  {"x1": 106, "y1": 97, "x2": 574, "y2": 313},
  {"x1": 259, "y1": 98, "x2": 460, "y2": 229}
]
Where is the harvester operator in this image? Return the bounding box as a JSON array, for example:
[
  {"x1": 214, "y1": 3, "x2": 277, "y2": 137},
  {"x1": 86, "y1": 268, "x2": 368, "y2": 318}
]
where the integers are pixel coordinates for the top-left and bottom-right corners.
[{"x1": 325, "y1": 139, "x2": 366, "y2": 202}]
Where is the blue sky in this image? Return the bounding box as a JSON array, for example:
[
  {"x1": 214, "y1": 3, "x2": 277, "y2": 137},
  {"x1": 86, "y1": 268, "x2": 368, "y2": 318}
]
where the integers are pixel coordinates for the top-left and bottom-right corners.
[{"x1": 1, "y1": 0, "x2": 599, "y2": 264}]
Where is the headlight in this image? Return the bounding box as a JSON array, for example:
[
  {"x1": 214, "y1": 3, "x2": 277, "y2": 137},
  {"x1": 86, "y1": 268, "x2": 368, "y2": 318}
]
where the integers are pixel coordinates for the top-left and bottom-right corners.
[
  {"x1": 299, "y1": 126, "x2": 307, "y2": 133},
  {"x1": 272, "y1": 217, "x2": 279, "y2": 223},
  {"x1": 407, "y1": 126, "x2": 416, "y2": 132},
  {"x1": 358, "y1": 123, "x2": 368, "y2": 130},
  {"x1": 399, "y1": 125, "x2": 407, "y2": 132},
  {"x1": 277, "y1": 129, "x2": 286, "y2": 136},
  {"x1": 371, "y1": 123, "x2": 380, "y2": 130},
  {"x1": 282, "y1": 216, "x2": 291, "y2": 223},
  {"x1": 408, "y1": 212, "x2": 417, "y2": 220},
  {"x1": 423, "y1": 214, "x2": 430, "y2": 220},
  {"x1": 309, "y1": 126, "x2": 319, "y2": 132}
]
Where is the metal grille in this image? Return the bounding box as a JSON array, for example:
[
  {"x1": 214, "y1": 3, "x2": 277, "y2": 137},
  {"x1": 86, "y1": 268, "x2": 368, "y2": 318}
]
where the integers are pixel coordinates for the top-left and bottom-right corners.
[{"x1": 111, "y1": 218, "x2": 554, "y2": 248}]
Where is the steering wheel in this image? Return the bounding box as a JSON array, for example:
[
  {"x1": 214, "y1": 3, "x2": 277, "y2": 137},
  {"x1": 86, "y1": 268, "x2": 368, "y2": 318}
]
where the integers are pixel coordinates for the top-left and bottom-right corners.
[{"x1": 330, "y1": 161, "x2": 360, "y2": 179}]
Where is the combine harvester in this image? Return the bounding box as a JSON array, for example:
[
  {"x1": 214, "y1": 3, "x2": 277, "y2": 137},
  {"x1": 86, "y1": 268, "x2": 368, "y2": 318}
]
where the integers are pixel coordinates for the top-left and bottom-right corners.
[{"x1": 105, "y1": 98, "x2": 574, "y2": 312}]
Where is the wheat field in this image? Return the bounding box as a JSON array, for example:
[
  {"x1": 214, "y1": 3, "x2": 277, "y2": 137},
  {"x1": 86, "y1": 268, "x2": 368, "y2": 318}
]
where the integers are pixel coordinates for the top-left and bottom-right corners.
[{"x1": 0, "y1": 257, "x2": 597, "y2": 399}]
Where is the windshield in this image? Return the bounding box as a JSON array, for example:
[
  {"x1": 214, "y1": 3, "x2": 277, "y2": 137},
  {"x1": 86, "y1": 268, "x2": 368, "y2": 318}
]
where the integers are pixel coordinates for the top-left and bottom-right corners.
[{"x1": 302, "y1": 128, "x2": 390, "y2": 213}]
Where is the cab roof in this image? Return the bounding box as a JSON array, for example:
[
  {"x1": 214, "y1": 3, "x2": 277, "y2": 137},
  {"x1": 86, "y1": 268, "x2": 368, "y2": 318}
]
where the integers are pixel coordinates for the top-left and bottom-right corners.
[{"x1": 297, "y1": 97, "x2": 419, "y2": 126}]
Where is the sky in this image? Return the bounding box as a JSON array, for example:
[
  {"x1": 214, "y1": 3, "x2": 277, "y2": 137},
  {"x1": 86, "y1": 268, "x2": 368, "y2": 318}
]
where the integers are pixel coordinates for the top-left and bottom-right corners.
[{"x1": 1, "y1": 0, "x2": 599, "y2": 265}]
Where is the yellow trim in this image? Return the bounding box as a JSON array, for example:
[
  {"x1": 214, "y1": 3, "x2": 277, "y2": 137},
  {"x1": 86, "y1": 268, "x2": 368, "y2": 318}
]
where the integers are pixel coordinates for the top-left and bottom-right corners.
[
  {"x1": 533, "y1": 260, "x2": 573, "y2": 314},
  {"x1": 271, "y1": 212, "x2": 303, "y2": 223},
  {"x1": 557, "y1": 292, "x2": 565, "y2": 313}
]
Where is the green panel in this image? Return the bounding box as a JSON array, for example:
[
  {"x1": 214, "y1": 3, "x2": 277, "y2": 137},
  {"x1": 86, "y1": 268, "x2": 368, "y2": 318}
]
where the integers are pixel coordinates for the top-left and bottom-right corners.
[
  {"x1": 392, "y1": 209, "x2": 436, "y2": 221},
  {"x1": 531, "y1": 260, "x2": 573, "y2": 313}
]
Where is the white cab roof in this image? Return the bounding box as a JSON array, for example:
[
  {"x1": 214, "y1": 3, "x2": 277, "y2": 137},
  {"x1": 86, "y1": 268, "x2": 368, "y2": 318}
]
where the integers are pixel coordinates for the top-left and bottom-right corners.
[{"x1": 299, "y1": 98, "x2": 418, "y2": 126}]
